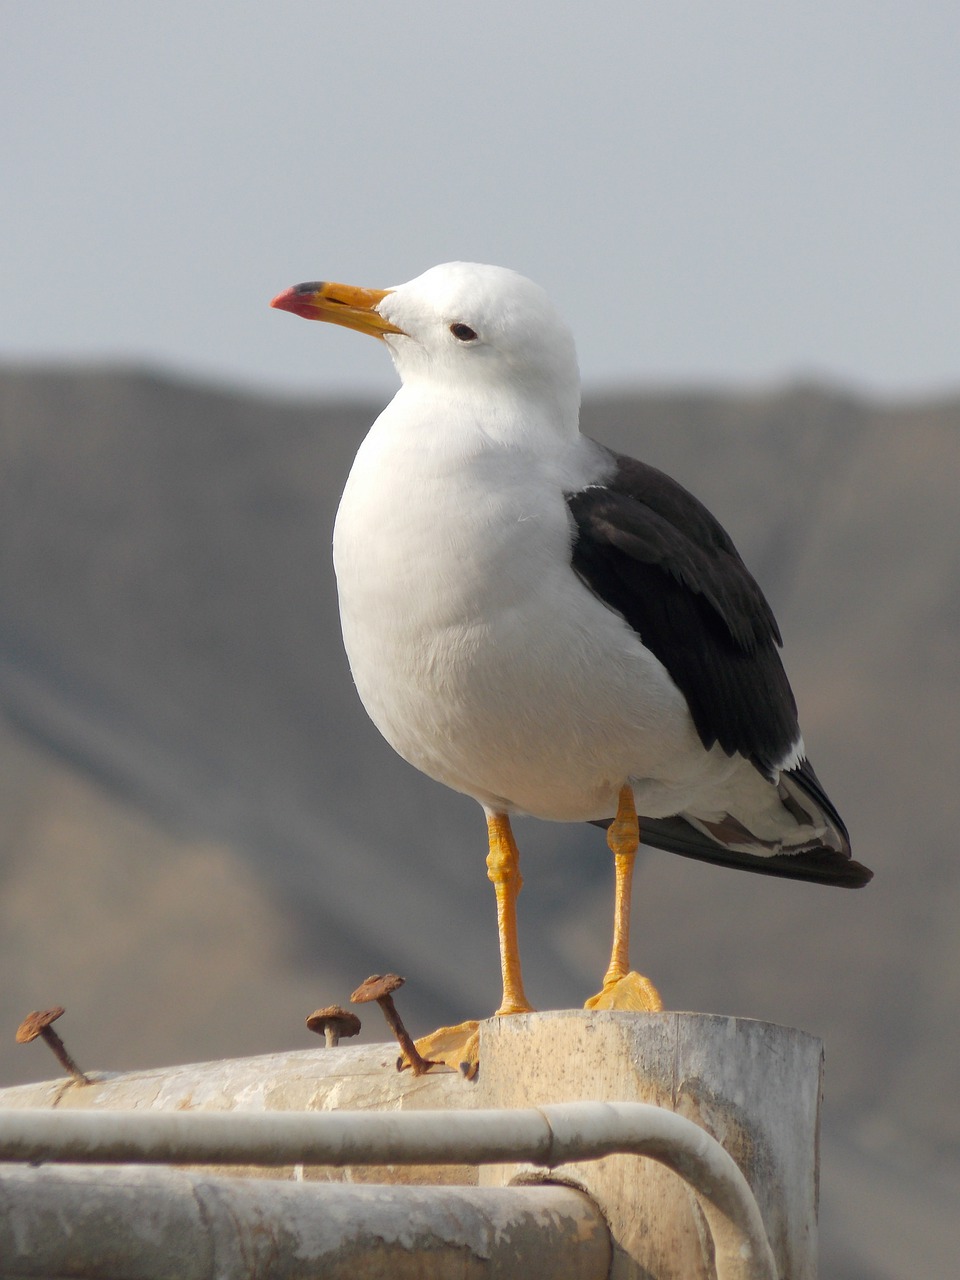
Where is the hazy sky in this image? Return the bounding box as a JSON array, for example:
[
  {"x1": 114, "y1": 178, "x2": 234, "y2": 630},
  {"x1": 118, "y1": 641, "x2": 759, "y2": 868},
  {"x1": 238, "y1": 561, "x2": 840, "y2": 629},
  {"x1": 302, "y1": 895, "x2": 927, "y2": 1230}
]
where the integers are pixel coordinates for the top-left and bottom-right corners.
[{"x1": 3, "y1": 3, "x2": 958, "y2": 398}]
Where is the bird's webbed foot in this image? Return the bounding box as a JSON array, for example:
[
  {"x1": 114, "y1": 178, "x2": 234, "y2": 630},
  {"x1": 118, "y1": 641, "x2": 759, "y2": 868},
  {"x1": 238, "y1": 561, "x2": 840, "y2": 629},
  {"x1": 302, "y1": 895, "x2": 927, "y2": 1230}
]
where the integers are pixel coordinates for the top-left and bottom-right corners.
[
  {"x1": 398, "y1": 1020, "x2": 481, "y2": 1079},
  {"x1": 584, "y1": 971, "x2": 664, "y2": 1012}
]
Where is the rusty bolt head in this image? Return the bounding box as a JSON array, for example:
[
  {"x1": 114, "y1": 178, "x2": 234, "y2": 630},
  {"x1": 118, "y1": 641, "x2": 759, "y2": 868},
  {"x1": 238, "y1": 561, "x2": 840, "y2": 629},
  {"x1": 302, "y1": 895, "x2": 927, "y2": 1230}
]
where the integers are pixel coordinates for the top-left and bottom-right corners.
[
  {"x1": 16, "y1": 1007, "x2": 66, "y2": 1044},
  {"x1": 305, "y1": 1006, "x2": 361, "y2": 1040},
  {"x1": 350, "y1": 974, "x2": 405, "y2": 1004}
]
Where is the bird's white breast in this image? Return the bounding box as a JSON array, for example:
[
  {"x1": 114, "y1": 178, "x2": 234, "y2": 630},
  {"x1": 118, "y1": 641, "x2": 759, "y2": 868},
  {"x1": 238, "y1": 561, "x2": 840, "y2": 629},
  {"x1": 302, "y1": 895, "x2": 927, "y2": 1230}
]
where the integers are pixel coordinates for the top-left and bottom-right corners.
[{"x1": 333, "y1": 392, "x2": 721, "y2": 822}]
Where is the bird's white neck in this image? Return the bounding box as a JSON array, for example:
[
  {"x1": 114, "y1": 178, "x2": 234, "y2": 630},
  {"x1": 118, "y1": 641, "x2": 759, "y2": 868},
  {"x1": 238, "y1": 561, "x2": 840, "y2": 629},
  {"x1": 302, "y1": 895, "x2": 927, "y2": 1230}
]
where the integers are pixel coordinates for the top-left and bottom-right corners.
[{"x1": 385, "y1": 376, "x2": 582, "y2": 459}]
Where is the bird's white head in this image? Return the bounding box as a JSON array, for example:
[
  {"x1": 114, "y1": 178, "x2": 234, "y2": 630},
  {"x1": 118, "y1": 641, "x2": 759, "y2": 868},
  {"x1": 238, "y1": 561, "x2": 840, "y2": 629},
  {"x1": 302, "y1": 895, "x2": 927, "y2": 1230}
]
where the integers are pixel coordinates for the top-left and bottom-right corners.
[{"x1": 272, "y1": 262, "x2": 582, "y2": 437}]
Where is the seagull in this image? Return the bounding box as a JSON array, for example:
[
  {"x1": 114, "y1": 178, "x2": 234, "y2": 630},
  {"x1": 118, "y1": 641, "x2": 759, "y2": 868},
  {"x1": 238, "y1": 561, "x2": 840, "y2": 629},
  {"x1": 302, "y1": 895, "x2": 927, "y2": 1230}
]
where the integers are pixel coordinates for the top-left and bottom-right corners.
[{"x1": 271, "y1": 262, "x2": 872, "y2": 1076}]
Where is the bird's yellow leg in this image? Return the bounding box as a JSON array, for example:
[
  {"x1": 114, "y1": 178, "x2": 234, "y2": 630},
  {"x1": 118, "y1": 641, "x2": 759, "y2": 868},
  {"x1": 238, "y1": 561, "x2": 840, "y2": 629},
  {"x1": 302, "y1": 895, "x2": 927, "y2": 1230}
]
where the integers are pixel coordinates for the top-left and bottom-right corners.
[
  {"x1": 584, "y1": 785, "x2": 665, "y2": 1012},
  {"x1": 486, "y1": 811, "x2": 536, "y2": 1016},
  {"x1": 407, "y1": 811, "x2": 534, "y2": 1078}
]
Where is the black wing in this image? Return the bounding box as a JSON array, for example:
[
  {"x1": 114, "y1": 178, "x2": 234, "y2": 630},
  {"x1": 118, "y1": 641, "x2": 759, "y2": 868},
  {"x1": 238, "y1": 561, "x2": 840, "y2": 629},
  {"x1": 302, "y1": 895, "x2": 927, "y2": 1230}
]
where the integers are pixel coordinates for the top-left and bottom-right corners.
[
  {"x1": 567, "y1": 448, "x2": 799, "y2": 780},
  {"x1": 570, "y1": 446, "x2": 871, "y2": 887}
]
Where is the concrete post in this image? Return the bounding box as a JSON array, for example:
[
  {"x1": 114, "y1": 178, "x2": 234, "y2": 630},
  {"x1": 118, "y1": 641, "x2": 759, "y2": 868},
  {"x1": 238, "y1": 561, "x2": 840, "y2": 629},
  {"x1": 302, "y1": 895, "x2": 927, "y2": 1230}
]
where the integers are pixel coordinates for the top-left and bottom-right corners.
[
  {"x1": 1, "y1": 1010, "x2": 822, "y2": 1278},
  {"x1": 479, "y1": 1011, "x2": 823, "y2": 1280}
]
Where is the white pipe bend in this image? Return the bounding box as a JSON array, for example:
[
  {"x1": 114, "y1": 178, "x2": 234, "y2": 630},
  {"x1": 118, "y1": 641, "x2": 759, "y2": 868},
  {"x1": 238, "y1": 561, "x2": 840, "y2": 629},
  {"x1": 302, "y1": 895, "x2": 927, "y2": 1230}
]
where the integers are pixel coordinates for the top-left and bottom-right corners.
[
  {"x1": 0, "y1": 1102, "x2": 777, "y2": 1280},
  {"x1": 535, "y1": 1101, "x2": 777, "y2": 1280}
]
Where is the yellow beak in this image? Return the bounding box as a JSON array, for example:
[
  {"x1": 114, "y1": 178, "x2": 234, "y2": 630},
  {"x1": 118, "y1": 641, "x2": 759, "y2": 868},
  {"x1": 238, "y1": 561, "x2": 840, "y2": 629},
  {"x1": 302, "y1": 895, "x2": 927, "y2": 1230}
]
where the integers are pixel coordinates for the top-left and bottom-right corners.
[{"x1": 270, "y1": 280, "x2": 404, "y2": 338}]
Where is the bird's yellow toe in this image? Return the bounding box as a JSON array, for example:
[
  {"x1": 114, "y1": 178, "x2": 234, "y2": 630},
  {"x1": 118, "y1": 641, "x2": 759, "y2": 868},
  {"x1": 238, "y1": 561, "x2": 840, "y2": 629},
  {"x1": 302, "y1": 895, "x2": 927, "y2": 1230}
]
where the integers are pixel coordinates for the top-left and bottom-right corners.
[
  {"x1": 400, "y1": 1020, "x2": 481, "y2": 1079},
  {"x1": 584, "y1": 971, "x2": 664, "y2": 1012}
]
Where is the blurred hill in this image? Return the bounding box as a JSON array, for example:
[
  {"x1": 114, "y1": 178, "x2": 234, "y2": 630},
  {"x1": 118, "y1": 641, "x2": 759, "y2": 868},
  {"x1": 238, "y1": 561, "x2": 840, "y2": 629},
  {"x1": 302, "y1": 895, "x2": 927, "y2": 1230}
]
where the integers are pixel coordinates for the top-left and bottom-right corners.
[{"x1": 0, "y1": 366, "x2": 957, "y2": 1276}]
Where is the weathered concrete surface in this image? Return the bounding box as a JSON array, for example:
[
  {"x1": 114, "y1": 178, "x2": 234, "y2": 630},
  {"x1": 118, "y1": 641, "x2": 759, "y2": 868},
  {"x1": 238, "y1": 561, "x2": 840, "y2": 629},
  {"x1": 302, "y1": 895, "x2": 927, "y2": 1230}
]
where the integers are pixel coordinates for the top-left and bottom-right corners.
[
  {"x1": 0, "y1": 1043, "x2": 479, "y2": 1185},
  {"x1": 0, "y1": 1165, "x2": 611, "y2": 1280},
  {"x1": 0, "y1": 1043, "x2": 471, "y2": 1114},
  {"x1": 479, "y1": 1011, "x2": 822, "y2": 1280}
]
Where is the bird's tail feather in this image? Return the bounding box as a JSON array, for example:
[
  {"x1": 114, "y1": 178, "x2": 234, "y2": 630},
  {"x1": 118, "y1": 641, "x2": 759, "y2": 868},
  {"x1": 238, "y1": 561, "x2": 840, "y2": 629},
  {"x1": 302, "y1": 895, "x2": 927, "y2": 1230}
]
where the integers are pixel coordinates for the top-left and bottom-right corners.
[{"x1": 591, "y1": 758, "x2": 872, "y2": 888}]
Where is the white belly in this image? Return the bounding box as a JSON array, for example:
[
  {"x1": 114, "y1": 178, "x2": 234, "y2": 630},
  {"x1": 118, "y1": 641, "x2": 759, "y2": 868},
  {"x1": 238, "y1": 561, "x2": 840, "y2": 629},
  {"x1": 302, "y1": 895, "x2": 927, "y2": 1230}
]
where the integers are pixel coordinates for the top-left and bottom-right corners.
[{"x1": 332, "y1": 419, "x2": 731, "y2": 823}]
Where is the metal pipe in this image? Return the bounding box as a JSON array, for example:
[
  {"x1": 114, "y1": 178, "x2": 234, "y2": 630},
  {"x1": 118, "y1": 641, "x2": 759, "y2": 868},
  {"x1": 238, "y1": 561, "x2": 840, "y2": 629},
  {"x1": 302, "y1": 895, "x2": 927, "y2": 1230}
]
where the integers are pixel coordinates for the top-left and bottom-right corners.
[
  {"x1": 0, "y1": 1165, "x2": 610, "y2": 1280},
  {"x1": 0, "y1": 1101, "x2": 777, "y2": 1279},
  {"x1": 541, "y1": 1101, "x2": 777, "y2": 1280}
]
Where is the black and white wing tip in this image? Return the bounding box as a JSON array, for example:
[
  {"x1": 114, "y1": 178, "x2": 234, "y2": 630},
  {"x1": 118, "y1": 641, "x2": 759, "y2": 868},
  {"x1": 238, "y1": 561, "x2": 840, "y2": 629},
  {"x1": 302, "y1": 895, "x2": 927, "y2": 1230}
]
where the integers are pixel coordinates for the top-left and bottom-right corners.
[{"x1": 625, "y1": 757, "x2": 872, "y2": 888}]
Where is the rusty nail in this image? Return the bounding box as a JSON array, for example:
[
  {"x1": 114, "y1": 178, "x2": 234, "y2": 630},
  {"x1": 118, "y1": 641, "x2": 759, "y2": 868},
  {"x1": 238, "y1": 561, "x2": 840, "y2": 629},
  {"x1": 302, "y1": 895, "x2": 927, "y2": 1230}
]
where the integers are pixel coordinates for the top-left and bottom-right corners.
[
  {"x1": 16, "y1": 1007, "x2": 91, "y2": 1085},
  {"x1": 305, "y1": 1005, "x2": 361, "y2": 1048},
  {"x1": 350, "y1": 974, "x2": 437, "y2": 1076}
]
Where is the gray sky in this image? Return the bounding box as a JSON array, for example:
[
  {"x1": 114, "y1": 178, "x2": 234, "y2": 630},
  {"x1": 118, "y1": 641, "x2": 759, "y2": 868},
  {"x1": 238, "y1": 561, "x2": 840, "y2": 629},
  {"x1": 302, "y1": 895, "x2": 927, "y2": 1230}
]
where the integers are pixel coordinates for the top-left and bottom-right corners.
[{"x1": 3, "y1": 3, "x2": 958, "y2": 398}]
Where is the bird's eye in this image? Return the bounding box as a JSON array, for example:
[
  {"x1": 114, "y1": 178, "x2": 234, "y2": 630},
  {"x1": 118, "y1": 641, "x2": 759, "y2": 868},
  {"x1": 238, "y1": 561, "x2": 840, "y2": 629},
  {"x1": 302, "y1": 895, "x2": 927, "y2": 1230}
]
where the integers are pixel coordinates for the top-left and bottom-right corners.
[{"x1": 449, "y1": 323, "x2": 478, "y2": 342}]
